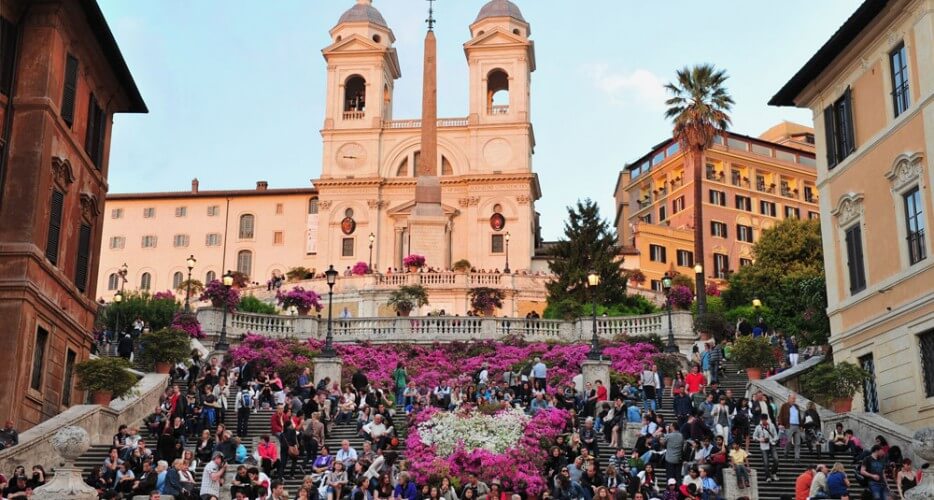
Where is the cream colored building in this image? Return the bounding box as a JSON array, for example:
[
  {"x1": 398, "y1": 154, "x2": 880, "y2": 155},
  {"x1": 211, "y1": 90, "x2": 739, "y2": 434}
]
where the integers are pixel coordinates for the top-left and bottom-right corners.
[{"x1": 771, "y1": 0, "x2": 934, "y2": 428}]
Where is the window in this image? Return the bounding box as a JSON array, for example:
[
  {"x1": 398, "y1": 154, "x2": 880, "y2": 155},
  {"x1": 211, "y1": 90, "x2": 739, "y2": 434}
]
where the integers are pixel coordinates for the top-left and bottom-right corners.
[
  {"x1": 711, "y1": 221, "x2": 728, "y2": 238},
  {"x1": 809, "y1": 211, "x2": 820, "y2": 220},
  {"x1": 275, "y1": 203, "x2": 284, "y2": 215},
  {"x1": 650, "y1": 280, "x2": 663, "y2": 292},
  {"x1": 85, "y1": 93, "x2": 106, "y2": 169},
  {"x1": 175, "y1": 206, "x2": 187, "y2": 217},
  {"x1": 737, "y1": 224, "x2": 754, "y2": 243},
  {"x1": 859, "y1": 353, "x2": 880, "y2": 413},
  {"x1": 0, "y1": 17, "x2": 17, "y2": 95},
  {"x1": 239, "y1": 214, "x2": 255, "y2": 239},
  {"x1": 342, "y1": 238, "x2": 355, "y2": 257},
  {"x1": 205, "y1": 233, "x2": 221, "y2": 247},
  {"x1": 904, "y1": 187, "x2": 926, "y2": 264},
  {"x1": 649, "y1": 244, "x2": 667, "y2": 263},
  {"x1": 921, "y1": 329, "x2": 934, "y2": 397},
  {"x1": 173, "y1": 234, "x2": 190, "y2": 247},
  {"x1": 824, "y1": 88, "x2": 856, "y2": 169},
  {"x1": 237, "y1": 250, "x2": 253, "y2": 277},
  {"x1": 205, "y1": 271, "x2": 216, "y2": 283},
  {"x1": 890, "y1": 42, "x2": 910, "y2": 117},
  {"x1": 640, "y1": 214, "x2": 652, "y2": 224},
  {"x1": 143, "y1": 207, "x2": 155, "y2": 218},
  {"x1": 30, "y1": 327, "x2": 49, "y2": 391},
  {"x1": 672, "y1": 196, "x2": 685, "y2": 213},
  {"x1": 739, "y1": 258, "x2": 753, "y2": 268},
  {"x1": 61, "y1": 54, "x2": 78, "y2": 126},
  {"x1": 140, "y1": 272, "x2": 151, "y2": 290},
  {"x1": 107, "y1": 273, "x2": 119, "y2": 290},
  {"x1": 62, "y1": 349, "x2": 77, "y2": 407},
  {"x1": 207, "y1": 205, "x2": 219, "y2": 216},
  {"x1": 172, "y1": 272, "x2": 183, "y2": 290},
  {"x1": 75, "y1": 224, "x2": 91, "y2": 292},
  {"x1": 111, "y1": 208, "x2": 123, "y2": 219},
  {"x1": 708, "y1": 190, "x2": 726, "y2": 206},
  {"x1": 491, "y1": 234, "x2": 505, "y2": 254},
  {"x1": 658, "y1": 205, "x2": 667, "y2": 222},
  {"x1": 784, "y1": 206, "x2": 800, "y2": 219},
  {"x1": 142, "y1": 235, "x2": 157, "y2": 248},
  {"x1": 804, "y1": 186, "x2": 816, "y2": 203},
  {"x1": 676, "y1": 249, "x2": 693, "y2": 267},
  {"x1": 308, "y1": 198, "x2": 319, "y2": 214},
  {"x1": 273, "y1": 231, "x2": 284, "y2": 245},
  {"x1": 713, "y1": 253, "x2": 729, "y2": 279},
  {"x1": 46, "y1": 190, "x2": 64, "y2": 265},
  {"x1": 760, "y1": 200, "x2": 776, "y2": 217},
  {"x1": 735, "y1": 195, "x2": 751, "y2": 212},
  {"x1": 845, "y1": 225, "x2": 867, "y2": 294},
  {"x1": 109, "y1": 236, "x2": 125, "y2": 249}
]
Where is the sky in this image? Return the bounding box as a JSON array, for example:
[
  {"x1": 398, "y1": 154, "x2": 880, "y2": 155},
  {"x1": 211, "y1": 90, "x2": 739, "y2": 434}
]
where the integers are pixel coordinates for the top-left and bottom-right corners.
[{"x1": 99, "y1": 0, "x2": 858, "y2": 240}]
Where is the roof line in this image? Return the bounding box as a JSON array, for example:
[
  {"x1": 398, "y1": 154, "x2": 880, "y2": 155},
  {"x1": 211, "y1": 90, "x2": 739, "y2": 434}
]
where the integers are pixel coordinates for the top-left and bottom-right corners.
[
  {"x1": 80, "y1": 0, "x2": 147, "y2": 113},
  {"x1": 107, "y1": 187, "x2": 318, "y2": 201}
]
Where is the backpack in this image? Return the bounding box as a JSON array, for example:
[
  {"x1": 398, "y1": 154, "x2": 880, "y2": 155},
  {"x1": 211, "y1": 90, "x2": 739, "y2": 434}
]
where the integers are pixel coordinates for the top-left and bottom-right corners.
[{"x1": 240, "y1": 390, "x2": 252, "y2": 409}]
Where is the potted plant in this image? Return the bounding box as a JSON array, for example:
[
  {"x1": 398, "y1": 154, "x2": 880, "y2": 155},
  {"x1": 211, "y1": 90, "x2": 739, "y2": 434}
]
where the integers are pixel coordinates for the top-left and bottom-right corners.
[
  {"x1": 469, "y1": 287, "x2": 505, "y2": 316},
  {"x1": 801, "y1": 361, "x2": 870, "y2": 412},
  {"x1": 668, "y1": 285, "x2": 695, "y2": 310},
  {"x1": 652, "y1": 352, "x2": 682, "y2": 389},
  {"x1": 452, "y1": 259, "x2": 472, "y2": 273},
  {"x1": 626, "y1": 269, "x2": 646, "y2": 287},
  {"x1": 403, "y1": 254, "x2": 426, "y2": 273},
  {"x1": 200, "y1": 279, "x2": 241, "y2": 311},
  {"x1": 276, "y1": 287, "x2": 323, "y2": 316},
  {"x1": 352, "y1": 261, "x2": 370, "y2": 276},
  {"x1": 387, "y1": 284, "x2": 429, "y2": 316},
  {"x1": 138, "y1": 328, "x2": 192, "y2": 374},
  {"x1": 286, "y1": 266, "x2": 312, "y2": 282},
  {"x1": 76, "y1": 357, "x2": 138, "y2": 405},
  {"x1": 731, "y1": 335, "x2": 774, "y2": 380}
]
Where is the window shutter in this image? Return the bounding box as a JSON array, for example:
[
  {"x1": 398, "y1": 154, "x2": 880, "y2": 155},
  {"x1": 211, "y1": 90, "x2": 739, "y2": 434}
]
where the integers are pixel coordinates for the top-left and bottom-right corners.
[
  {"x1": 45, "y1": 190, "x2": 64, "y2": 265},
  {"x1": 85, "y1": 93, "x2": 105, "y2": 168},
  {"x1": 61, "y1": 54, "x2": 78, "y2": 126},
  {"x1": 843, "y1": 86, "x2": 856, "y2": 155},
  {"x1": 75, "y1": 224, "x2": 91, "y2": 292},
  {"x1": 823, "y1": 106, "x2": 837, "y2": 169},
  {"x1": 0, "y1": 17, "x2": 17, "y2": 95}
]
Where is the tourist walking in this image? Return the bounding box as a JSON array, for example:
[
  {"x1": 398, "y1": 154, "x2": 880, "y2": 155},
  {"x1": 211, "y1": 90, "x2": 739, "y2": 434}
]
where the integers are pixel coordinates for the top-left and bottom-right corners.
[
  {"x1": 752, "y1": 414, "x2": 780, "y2": 482},
  {"x1": 778, "y1": 393, "x2": 803, "y2": 463}
]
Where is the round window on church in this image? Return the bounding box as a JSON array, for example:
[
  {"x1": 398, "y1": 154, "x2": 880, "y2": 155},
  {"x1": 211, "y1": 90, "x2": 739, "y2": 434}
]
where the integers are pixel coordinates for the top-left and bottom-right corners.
[
  {"x1": 493, "y1": 204, "x2": 503, "y2": 213},
  {"x1": 372, "y1": 34, "x2": 382, "y2": 43},
  {"x1": 345, "y1": 208, "x2": 354, "y2": 218},
  {"x1": 490, "y1": 213, "x2": 506, "y2": 232}
]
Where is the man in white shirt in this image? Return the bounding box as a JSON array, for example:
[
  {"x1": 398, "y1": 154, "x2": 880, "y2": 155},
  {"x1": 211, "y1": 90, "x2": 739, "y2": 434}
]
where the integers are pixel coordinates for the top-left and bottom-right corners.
[
  {"x1": 336, "y1": 440, "x2": 358, "y2": 468},
  {"x1": 752, "y1": 414, "x2": 780, "y2": 482},
  {"x1": 779, "y1": 393, "x2": 803, "y2": 463},
  {"x1": 532, "y1": 358, "x2": 547, "y2": 390},
  {"x1": 478, "y1": 363, "x2": 490, "y2": 387},
  {"x1": 363, "y1": 415, "x2": 389, "y2": 449},
  {"x1": 200, "y1": 452, "x2": 226, "y2": 497}
]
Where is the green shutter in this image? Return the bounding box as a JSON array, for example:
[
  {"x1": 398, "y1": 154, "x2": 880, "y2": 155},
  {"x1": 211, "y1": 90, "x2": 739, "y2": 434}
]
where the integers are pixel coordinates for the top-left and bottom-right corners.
[{"x1": 61, "y1": 54, "x2": 78, "y2": 126}]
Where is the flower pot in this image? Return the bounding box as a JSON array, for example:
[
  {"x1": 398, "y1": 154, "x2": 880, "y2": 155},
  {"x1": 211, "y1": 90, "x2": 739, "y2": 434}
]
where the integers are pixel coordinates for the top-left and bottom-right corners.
[
  {"x1": 154, "y1": 361, "x2": 171, "y2": 374},
  {"x1": 745, "y1": 368, "x2": 762, "y2": 380},
  {"x1": 408, "y1": 266, "x2": 418, "y2": 273},
  {"x1": 399, "y1": 310, "x2": 411, "y2": 317},
  {"x1": 92, "y1": 390, "x2": 113, "y2": 406},
  {"x1": 832, "y1": 398, "x2": 853, "y2": 413},
  {"x1": 297, "y1": 307, "x2": 311, "y2": 316}
]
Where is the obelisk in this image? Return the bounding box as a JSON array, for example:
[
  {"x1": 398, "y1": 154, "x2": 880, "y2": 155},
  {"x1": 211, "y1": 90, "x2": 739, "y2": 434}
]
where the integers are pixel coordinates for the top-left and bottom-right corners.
[{"x1": 408, "y1": 1, "x2": 448, "y2": 268}]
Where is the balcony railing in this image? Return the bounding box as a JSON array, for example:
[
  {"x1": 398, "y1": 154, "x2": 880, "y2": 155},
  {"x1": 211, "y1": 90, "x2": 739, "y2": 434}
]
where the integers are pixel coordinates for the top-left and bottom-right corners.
[
  {"x1": 669, "y1": 178, "x2": 684, "y2": 189},
  {"x1": 781, "y1": 188, "x2": 797, "y2": 199},
  {"x1": 382, "y1": 117, "x2": 469, "y2": 129},
  {"x1": 757, "y1": 183, "x2": 776, "y2": 194},
  {"x1": 489, "y1": 105, "x2": 509, "y2": 115},
  {"x1": 343, "y1": 110, "x2": 365, "y2": 120},
  {"x1": 637, "y1": 198, "x2": 652, "y2": 209}
]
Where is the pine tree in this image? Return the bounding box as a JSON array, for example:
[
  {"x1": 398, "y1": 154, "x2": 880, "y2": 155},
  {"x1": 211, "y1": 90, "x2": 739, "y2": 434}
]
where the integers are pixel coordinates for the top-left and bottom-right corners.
[{"x1": 546, "y1": 199, "x2": 628, "y2": 308}]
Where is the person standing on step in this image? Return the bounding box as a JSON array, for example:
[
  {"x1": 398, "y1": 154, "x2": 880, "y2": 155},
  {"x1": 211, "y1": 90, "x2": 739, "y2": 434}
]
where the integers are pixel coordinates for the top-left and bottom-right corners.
[
  {"x1": 860, "y1": 445, "x2": 890, "y2": 500},
  {"x1": 795, "y1": 464, "x2": 815, "y2": 500},
  {"x1": 393, "y1": 363, "x2": 408, "y2": 406},
  {"x1": 778, "y1": 393, "x2": 803, "y2": 463},
  {"x1": 532, "y1": 357, "x2": 548, "y2": 391},
  {"x1": 640, "y1": 363, "x2": 658, "y2": 412},
  {"x1": 752, "y1": 414, "x2": 780, "y2": 483},
  {"x1": 235, "y1": 386, "x2": 253, "y2": 438},
  {"x1": 662, "y1": 423, "x2": 684, "y2": 486}
]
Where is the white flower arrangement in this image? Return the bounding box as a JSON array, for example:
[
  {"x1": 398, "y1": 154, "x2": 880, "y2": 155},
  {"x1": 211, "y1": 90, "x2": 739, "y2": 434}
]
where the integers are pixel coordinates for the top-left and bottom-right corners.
[{"x1": 418, "y1": 408, "x2": 530, "y2": 456}]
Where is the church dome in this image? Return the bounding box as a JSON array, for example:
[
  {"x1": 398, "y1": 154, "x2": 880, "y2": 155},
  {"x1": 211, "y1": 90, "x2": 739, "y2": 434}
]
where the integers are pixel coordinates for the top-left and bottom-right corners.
[
  {"x1": 338, "y1": 0, "x2": 388, "y2": 28},
  {"x1": 474, "y1": 0, "x2": 526, "y2": 23}
]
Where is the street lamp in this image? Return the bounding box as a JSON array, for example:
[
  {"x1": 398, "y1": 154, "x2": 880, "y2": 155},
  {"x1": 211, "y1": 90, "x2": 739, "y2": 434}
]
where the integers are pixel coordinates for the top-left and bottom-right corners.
[
  {"x1": 322, "y1": 265, "x2": 339, "y2": 357},
  {"x1": 113, "y1": 290, "x2": 123, "y2": 337},
  {"x1": 586, "y1": 270, "x2": 602, "y2": 360},
  {"x1": 184, "y1": 255, "x2": 197, "y2": 313},
  {"x1": 215, "y1": 270, "x2": 234, "y2": 351},
  {"x1": 661, "y1": 273, "x2": 677, "y2": 353},
  {"x1": 368, "y1": 233, "x2": 375, "y2": 273},
  {"x1": 503, "y1": 232, "x2": 511, "y2": 274},
  {"x1": 118, "y1": 262, "x2": 128, "y2": 292},
  {"x1": 694, "y1": 263, "x2": 706, "y2": 315}
]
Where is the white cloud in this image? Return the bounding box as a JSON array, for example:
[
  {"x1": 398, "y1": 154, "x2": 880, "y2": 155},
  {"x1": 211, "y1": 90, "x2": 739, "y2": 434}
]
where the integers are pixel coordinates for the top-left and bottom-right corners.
[{"x1": 583, "y1": 63, "x2": 667, "y2": 110}]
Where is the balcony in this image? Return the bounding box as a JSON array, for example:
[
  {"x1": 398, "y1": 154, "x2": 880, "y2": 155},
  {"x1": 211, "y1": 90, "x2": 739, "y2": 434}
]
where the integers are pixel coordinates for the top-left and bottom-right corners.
[
  {"x1": 383, "y1": 117, "x2": 469, "y2": 129},
  {"x1": 637, "y1": 197, "x2": 652, "y2": 209},
  {"x1": 804, "y1": 192, "x2": 818, "y2": 203},
  {"x1": 343, "y1": 110, "x2": 365, "y2": 120},
  {"x1": 669, "y1": 177, "x2": 684, "y2": 189},
  {"x1": 706, "y1": 170, "x2": 725, "y2": 182},
  {"x1": 488, "y1": 105, "x2": 509, "y2": 115},
  {"x1": 731, "y1": 174, "x2": 750, "y2": 188},
  {"x1": 757, "y1": 182, "x2": 776, "y2": 194},
  {"x1": 653, "y1": 186, "x2": 668, "y2": 200},
  {"x1": 781, "y1": 187, "x2": 798, "y2": 199}
]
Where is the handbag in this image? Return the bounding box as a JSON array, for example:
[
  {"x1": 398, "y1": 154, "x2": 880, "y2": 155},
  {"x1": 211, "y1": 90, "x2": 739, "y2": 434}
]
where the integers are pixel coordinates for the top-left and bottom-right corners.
[
  {"x1": 711, "y1": 453, "x2": 726, "y2": 464},
  {"x1": 288, "y1": 444, "x2": 300, "y2": 458}
]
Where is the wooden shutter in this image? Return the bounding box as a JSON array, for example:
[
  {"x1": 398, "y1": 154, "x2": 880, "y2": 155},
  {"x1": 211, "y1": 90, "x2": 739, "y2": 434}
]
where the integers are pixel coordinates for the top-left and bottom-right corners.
[
  {"x1": 843, "y1": 87, "x2": 856, "y2": 155},
  {"x1": 45, "y1": 190, "x2": 64, "y2": 265},
  {"x1": 61, "y1": 54, "x2": 78, "y2": 126},
  {"x1": 823, "y1": 106, "x2": 837, "y2": 169},
  {"x1": 85, "y1": 93, "x2": 105, "y2": 168},
  {"x1": 0, "y1": 17, "x2": 16, "y2": 95},
  {"x1": 75, "y1": 224, "x2": 91, "y2": 292}
]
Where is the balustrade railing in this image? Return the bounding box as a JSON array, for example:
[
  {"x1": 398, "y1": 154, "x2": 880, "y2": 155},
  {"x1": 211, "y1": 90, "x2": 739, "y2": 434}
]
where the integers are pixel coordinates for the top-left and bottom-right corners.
[
  {"x1": 343, "y1": 110, "x2": 365, "y2": 120},
  {"x1": 468, "y1": 273, "x2": 502, "y2": 286},
  {"x1": 231, "y1": 311, "x2": 296, "y2": 335},
  {"x1": 382, "y1": 117, "x2": 468, "y2": 129}
]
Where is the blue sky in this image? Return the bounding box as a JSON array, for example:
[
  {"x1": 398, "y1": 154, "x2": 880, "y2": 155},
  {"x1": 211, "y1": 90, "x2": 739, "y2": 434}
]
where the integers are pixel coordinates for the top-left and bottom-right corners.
[{"x1": 99, "y1": 0, "x2": 857, "y2": 240}]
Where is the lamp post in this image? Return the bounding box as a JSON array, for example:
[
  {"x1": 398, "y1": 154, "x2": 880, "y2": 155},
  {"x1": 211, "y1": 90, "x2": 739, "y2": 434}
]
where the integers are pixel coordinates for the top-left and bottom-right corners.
[
  {"x1": 368, "y1": 233, "x2": 375, "y2": 274},
  {"x1": 752, "y1": 298, "x2": 762, "y2": 322},
  {"x1": 113, "y1": 290, "x2": 123, "y2": 337},
  {"x1": 322, "y1": 265, "x2": 339, "y2": 357},
  {"x1": 118, "y1": 262, "x2": 128, "y2": 292},
  {"x1": 694, "y1": 263, "x2": 706, "y2": 314},
  {"x1": 661, "y1": 273, "x2": 677, "y2": 353},
  {"x1": 586, "y1": 270, "x2": 602, "y2": 360},
  {"x1": 215, "y1": 270, "x2": 234, "y2": 351},
  {"x1": 503, "y1": 232, "x2": 511, "y2": 274},
  {"x1": 184, "y1": 255, "x2": 197, "y2": 313}
]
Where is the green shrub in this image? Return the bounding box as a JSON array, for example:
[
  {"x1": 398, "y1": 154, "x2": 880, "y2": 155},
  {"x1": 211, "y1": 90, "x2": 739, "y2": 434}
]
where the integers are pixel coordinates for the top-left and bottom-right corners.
[
  {"x1": 731, "y1": 335, "x2": 774, "y2": 370},
  {"x1": 801, "y1": 361, "x2": 869, "y2": 406},
  {"x1": 452, "y1": 259, "x2": 472, "y2": 272},
  {"x1": 239, "y1": 295, "x2": 277, "y2": 315},
  {"x1": 694, "y1": 312, "x2": 731, "y2": 342},
  {"x1": 387, "y1": 284, "x2": 429, "y2": 315},
  {"x1": 137, "y1": 328, "x2": 192, "y2": 369},
  {"x1": 287, "y1": 267, "x2": 313, "y2": 281},
  {"x1": 76, "y1": 357, "x2": 138, "y2": 399},
  {"x1": 100, "y1": 291, "x2": 179, "y2": 334}
]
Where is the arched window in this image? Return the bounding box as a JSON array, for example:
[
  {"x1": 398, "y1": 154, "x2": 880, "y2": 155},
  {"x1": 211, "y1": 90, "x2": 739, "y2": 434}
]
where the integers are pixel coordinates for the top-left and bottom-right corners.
[
  {"x1": 487, "y1": 69, "x2": 510, "y2": 114},
  {"x1": 442, "y1": 156, "x2": 453, "y2": 176},
  {"x1": 396, "y1": 157, "x2": 408, "y2": 177},
  {"x1": 205, "y1": 270, "x2": 216, "y2": 284},
  {"x1": 344, "y1": 75, "x2": 366, "y2": 115},
  {"x1": 308, "y1": 198, "x2": 319, "y2": 215},
  {"x1": 172, "y1": 272, "x2": 183, "y2": 290},
  {"x1": 107, "y1": 273, "x2": 119, "y2": 291},
  {"x1": 140, "y1": 272, "x2": 151, "y2": 290},
  {"x1": 239, "y1": 214, "x2": 254, "y2": 239},
  {"x1": 237, "y1": 250, "x2": 253, "y2": 279}
]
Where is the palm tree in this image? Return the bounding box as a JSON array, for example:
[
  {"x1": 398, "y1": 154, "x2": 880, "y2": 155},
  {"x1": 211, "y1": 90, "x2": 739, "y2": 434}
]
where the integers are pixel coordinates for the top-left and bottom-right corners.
[{"x1": 664, "y1": 65, "x2": 733, "y2": 314}]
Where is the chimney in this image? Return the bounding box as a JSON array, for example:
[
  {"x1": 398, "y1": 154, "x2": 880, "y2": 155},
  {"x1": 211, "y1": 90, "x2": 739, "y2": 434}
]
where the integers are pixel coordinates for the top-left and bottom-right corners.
[
  {"x1": 256, "y1": 181, "x2": 268, "y2": 191},
  {"x1": 191, "y1": 178, "x2": 199, "y2": 193}
]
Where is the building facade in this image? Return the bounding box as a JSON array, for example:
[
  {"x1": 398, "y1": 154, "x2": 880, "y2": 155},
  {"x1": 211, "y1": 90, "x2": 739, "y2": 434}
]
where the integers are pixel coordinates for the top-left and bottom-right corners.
[
  {"x1": 0, "y1": 0, "x2": 145, "y2": 428},
  {"x1": 614, "y1": 125, "x2": 818, "y2": 290},
  {"x1": 771, "y1": 0, "x2": 934, "y2": 428}
]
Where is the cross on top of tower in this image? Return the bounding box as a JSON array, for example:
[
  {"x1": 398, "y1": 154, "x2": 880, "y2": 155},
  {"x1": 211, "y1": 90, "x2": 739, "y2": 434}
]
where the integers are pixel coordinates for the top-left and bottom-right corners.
[{"x1": 426, "y1": 0, "x2": 436, "y2": 31}]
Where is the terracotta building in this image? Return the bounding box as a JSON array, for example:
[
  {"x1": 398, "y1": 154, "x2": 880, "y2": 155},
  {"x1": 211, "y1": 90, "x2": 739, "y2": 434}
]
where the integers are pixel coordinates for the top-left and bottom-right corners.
[
  {"x1": 0, "y1": 0, "x2": 146, "y2": 428},
  {"x1": 614, "y1": 125, "x2": 818, "y2": 290},
  {"x1": 771, "y1": 0, "x2": 934, "y2": 427}
]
